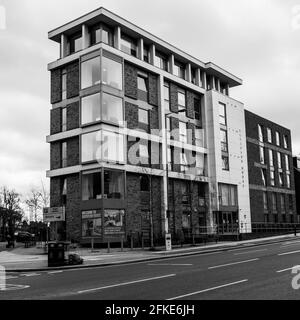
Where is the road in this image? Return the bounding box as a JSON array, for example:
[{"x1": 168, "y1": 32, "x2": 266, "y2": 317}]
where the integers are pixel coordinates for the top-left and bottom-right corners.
[{"x1": 2, "y1": 239, "x2": 300, "y2": 300}]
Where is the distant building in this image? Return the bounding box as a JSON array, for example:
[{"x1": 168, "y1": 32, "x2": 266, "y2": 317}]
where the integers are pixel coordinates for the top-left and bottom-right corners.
[
  {"x1": 293, "y1": 156, "x2": 300, "y2": 216},
  {"x1": 245, "y1": 110, "x2": 297, "y2": 226}
]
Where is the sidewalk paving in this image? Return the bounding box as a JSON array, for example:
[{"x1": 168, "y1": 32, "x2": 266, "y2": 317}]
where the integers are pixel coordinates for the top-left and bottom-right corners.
[{"x1": 0, "y1": 233, "x2": 299, "y2": 272}]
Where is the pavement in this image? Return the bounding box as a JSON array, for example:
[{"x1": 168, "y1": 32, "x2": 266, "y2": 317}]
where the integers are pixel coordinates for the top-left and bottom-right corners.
[
  {"x1": 2, "y1": 233, "x2": 300, "y2": 300},
  {"x1": 0, "y1": 232, "x2": 299, "y2": 272}
]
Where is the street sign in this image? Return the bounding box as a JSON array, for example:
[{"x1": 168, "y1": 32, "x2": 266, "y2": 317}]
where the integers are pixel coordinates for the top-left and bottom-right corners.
[
  {"x1": 43, "y1": 207, "x2": 65, "y2": 223},
  {"x1": 165, "y1": 233, "x2": 172, "y2": 251}
]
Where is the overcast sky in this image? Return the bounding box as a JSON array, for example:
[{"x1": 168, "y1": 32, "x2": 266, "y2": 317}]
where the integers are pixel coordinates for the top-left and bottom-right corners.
[{"x1": 1, "y1": 0, "x2": 300, "y2": 196}]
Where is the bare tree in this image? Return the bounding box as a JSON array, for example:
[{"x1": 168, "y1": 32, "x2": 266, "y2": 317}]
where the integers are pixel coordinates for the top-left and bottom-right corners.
[
  {"x1": 25, "y1": 188, "x2": 42, "y2": 222},
  {"x1": 39, "y1": 180, "x2": 50, "y2": 209}
]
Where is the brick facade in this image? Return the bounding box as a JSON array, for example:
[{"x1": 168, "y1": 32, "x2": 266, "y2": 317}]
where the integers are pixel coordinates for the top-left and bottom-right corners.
[{"x1": 66, "y1": 61, "x2": 80, "y2": 99}]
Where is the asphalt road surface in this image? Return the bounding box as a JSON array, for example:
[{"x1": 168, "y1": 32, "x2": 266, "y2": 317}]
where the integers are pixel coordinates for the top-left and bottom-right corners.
[{"x1": 2, "y1": 239, "x2": 300, "y2": 300}]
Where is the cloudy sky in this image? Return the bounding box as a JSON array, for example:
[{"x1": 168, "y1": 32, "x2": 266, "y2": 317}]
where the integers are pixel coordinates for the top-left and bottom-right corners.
[{"x1": 1, "y1": 0, "x2": 300, "y2": 196}]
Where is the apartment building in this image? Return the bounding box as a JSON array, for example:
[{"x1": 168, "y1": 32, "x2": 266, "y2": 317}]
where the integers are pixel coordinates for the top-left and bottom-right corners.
[
  {"x1": 47, "y1": 7, "x2": 251, "y2": 244},
  {"x1": 245, "y1": 110, "x2": 297, "y2": 228},
  {"x1": 293, "y1": 156, "x2": 300, "y2": 216}
]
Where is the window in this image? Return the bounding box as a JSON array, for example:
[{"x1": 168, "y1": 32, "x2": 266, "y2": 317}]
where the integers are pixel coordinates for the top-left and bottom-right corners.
[
  {"x1": 166, "y1": 117, "x2": 171, "y2": 140},
  {"x1": 102, "y1": 25, "x2": 114, "y2": 46},
  {"x1": 258, "y1": 125, "x2": 263, "y2": 142},
  {"x1": 220, "y1": 129, "x2": 228, "y2": 152},
  {"x1": 81, "y1": 131, "x2": 100, "y2": 163},
  {"x1": 279, "y1": 172, "x2": 284, "y2": 187},
  {"x1": 269, "y1": 149, "x2": 274, "y2": 167},
  {"x1": 181, "y1": 183, "x2": 190, "y2": 205},
  {"x1": 264, "y1": 214, "x2": 269, "y2": 223},
  {"x1": 281, "y1": 194, "x2": 285, "y2": 213},
  {"x1": 220, "y1": 82, "x2": 227, "y2": 95},
  {"x1": 218, "y1": 184, "x2": 237, "y2": 206},
  {"x1": 61, "y1": 68, "x2": 67, "y2": 100},
  {"x1": 194, "y1": 98, "x2": 202, "y2": 121},
  {"x1": 219, "y1": 103, "x2": 226, "y2": 126},
  {"x1": 69, "y1": 33, "x2": 82, "y2": 54},
  {"x1": 272, "y1": 193, "x2": 277, "y2": 212},
  {"x1": 263, "y1": 192, "x2": 268, "y2": 211},
  {"x1": 289, "y1": 195, "x2": 293, "y2": 212},
  {"x1": 102, "y1": 131, "x2": 125, "y2": 163},
  {"x1": 82, "y1": 170, "x2": 102, "y2": 200},
  {"x1": 102, "y1": 56, "x2": 123, "y2": 90},
  {"x1": 277, "y1": 152, "x2": 282, "y2": 169},
  {"x1": 276, "y1": 131, "x2": 280, "y2": 146},
  {"x1": 259, "y1": 146, "x2": 265, "y2": 164},
  {"x1": 261, "y1": 169, "x2": 266, "y2": 186},
  {"x1": 173, "y1": 60, "x2": 185, "y2": 79},
  {"x1": 222, "y1": 155, "x2": 229, "y2": 171},
  {"x1": 164, "y1": 82, "x2": 170, "y2": 111},
  {"x1": 285, "y1": 154, "x2": 290, "y2": 171},
  {"x1": 191, "y1": 68, "x2": 197, "y2": 85},
  {"x1": 180, "y1": 151, "x2": 189, "y2": 173},
  {"x1": 179, "y1": 122, "x2": 187, "y2": 143},
  {"x1": 120, "y1": 34, "x2": 137, "y2": 57},
  {"x1": 62, "y1": 178, "x2": 67, "y2": 204},
  {"x1": 137, "y1": 75, "x2": 148, "y2": 92},
  {"x1": 81, "y1": 56, "x2": 100, "y2": 89},
  {"x1": 167, "y1": 146, "x2": 172, "y2": 171},
  {"x1": 154, "y1": 51, "x2": 168, "y2": 71},
  {"x1": 270, "y1": 169, "x2": 275, "y2": 186},
  {"x1": 143, "y1": 45, "x2": 149, "y2": 63},
  {"x1": 178, "y1": 88, "x2": 186, "y2": 112},
  {"x1": 102, "y1": 93, "x2": 123, "y2": 124},
  {"x1": 82, "y1": 210, "x2": 102, "y2": 237},
  {"x1": 182, "y1": 211, "x2": 191, "y2": 229},
  {"x1": 104, "y1": 170, "x2": 125, "y2": 199},
  {"x1": 90, "y1": 25, "x2": 101, "y2": 45},
  {"x1": 138, "y1": 109, "x2": 149, "y2": 125},
  {"x1": 62, "y1": 142, "x2": 67, "y2": 168},
  {"x1": 104, "y1": 209, "x2": 125, "y2": 228},
  {"x1": 283, "y1": 135, "x2": 288, "y2": 149},
  {"x1": 140, "y1": 175, "x2": 150, "y2": 191},
  {"x1": 90, "y1": 24, "x2": 113, "y2": 46},
  {"x1": 196, "y1": 153, "x2": 205, "y2": 176},
  {"x1": 267, "y1": 128, "x2": 272, "y2": 143},
  {"x1": 81, "y1": 93, "x2": 101, "y2": 125},
  {"x1": 62, "y1": 108, "x2": 67, "y2": 132},
  {"x1": 195, "y1": 128, "x2": 204, "y2": 147},
  {"x1": 287, "y1": 173, "x2": 291, "y2": 188},
  {"x1": 139, "y1": 144, "x2": 149, "y2": 161}
]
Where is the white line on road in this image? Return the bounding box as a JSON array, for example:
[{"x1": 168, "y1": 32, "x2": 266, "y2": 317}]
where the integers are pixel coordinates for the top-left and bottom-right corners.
[
  {"x1": 167, "y1": 279, "x2": 248, "y2": 300},
  {"x1": 148, "y1": 264, "x2": 193, "y2": 266},
  {"x1": 278, "y1": 250, "x2": 300, "y2": 256},
  {"x1": 282, "y1": 240, "x2": 300, "y2": 246},
  {"x1": 21, "y1": 273, "x2": 41, "y2": 277},
  {"x1": 48, "y1": 271, "x2": 63, "y2": 274},
  {"x1": 208, "y1": 258, "x2": 259, "y2": 269},
  {"x1": 233, "y1": 249, "x2": 267, "y2": 256},
  {"x1": 276, "y1": 266, "x2": 296, "y2": 273},
  {"x1": 77, "y1": 274, "x2": 176, "y2": 294}
]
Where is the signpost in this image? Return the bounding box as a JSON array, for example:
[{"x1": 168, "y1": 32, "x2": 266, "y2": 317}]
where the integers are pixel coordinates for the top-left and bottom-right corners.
[
  {"x1": 43, "y1": 207, "x2": 65, "y2": 223},
  {"x1": 165, "y1": 233, "x2": 172, "y2": 251}
]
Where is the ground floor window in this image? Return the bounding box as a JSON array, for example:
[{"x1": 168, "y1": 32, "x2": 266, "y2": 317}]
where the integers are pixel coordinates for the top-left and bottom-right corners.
[{"x1": 82, "y1": 210, "x2": 102, "y2": 237}]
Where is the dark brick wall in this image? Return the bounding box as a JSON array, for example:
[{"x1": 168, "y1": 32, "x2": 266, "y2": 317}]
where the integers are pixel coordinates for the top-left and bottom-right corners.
[
  {"x1": 66, "y1": 61, "x2": 80, "y2": 99},
  {"x1": 187, "y1": 122, "x2": 196, "y2": 146},
  {"x1": 170, "y1": 117, "x2": 179, "y2": 140},
  {"x1": 249, "y1": 189, "x2": 264, "y2": 222},
  {"x1": 186, "y1": 91, "x2": 195, "y2": 119},
  {"x1": 50, "y1": 142, "x2": 61, "y2": 170},
  {"x1": 66, "y1": 174, "x2": 81, "y2": 242},
  {"x1": 246, "y1": 142, "x2": 262, "y2": 186},
  {"x1": 295, "y1": 169, "x2": 300, "y2": 214},
  {"x1": 149, "y1": 107, "x2": 159, "y2": 131},
  {"x1": 51, "y1": 68, "x2": 62, "y2": 104},
  {"x1": 67, "y1": 102, "x2": 79, "y2": 131},
  {"x1": 148, "y1": 73, "x2": 158, "y2": 106},
  {"x1": 125, "y1": 101, "x2": 138, "y2": 129},
  {"x1": 67, "y1": 137, "x2": 80, "y2": 167},
  {"x1": 124, "y1": 63, "x2": 138, "y2": 99},
  {"x1": 50, "y1": 177, "x2": 62, "y2": 207},
  {"x1": 50, "y1": 108, "x2": 61, "y2": 135}
]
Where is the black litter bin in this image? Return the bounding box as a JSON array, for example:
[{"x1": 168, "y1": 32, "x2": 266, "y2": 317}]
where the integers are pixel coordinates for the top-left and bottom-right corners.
[{"x1": 48, "y1": 242, "x2": 67, "y2": 267}]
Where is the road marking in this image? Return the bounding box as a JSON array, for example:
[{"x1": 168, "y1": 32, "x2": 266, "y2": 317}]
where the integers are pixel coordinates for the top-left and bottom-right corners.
[
  {"x1": 167, "y1": 279, "x2": 248, "y2": 300},
  {"x1": 282, "y1": 240, "x2": 300, "y2": 246},
  {"x1": 278, "y1": 250, "x2": 300, "y2": 256},
  {"x1": 77, "y1": 274, "x2": 176, "y2": 294},
  {"x1": 233, "y1": 249, "x2": 267, "y2": 256},
  {"x1": 148, "y1": 264, "x2": 193, "y2": 266},
  {"x1": 281, "y1": 241, "x2": 300, "y2": 248},
  {"x1": 0, "y1": 284, "x2": 30, "y2": 292},
  {"x1": 5, "y1": 276, "x2": 18, "y2": 280},
  {"x1": 48, "y1": 271, "x2": 63, "y2": 274},
  {"x1": 276, "y1": 266, "x2": 296, "y2": 273},
  {"x1": 21, "y1": 273, "x2": 41, "y2": 277},
  {"x1": 208, "y1": 258, "x2": 259, "y2": 269}
]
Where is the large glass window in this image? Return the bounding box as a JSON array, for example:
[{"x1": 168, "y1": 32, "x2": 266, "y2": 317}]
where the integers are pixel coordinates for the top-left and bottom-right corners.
[
  {"x1": 283, "y1": 135, "x2": 288, "y2": 149},
  {"x1": 285, "y1": 154, "x2": 290, "y2": 171},
  {"x1": 81, "y1": 131, "x2": 100, "y2": 163},
  {"x1": 90, "y1": 26, "x2": 101, "y2": 45},
  {"x1": 81, "y1": 93, "x2": 101, "y2": 125},
  {"x1": 194, "y1": 98, "x2": 202, "y2": 121},
  {"x1": 90, "y1": 24, "x2": 113, "y2": 46},
  {"x1": 69, "y1": 33, "x2": 82, "y2": 54},
  {"x1": 287, "y1": 173, "x2": 291, "y2": 188},
  {"x1": 62, "y1": 107, "x2": 67, "y2": 132},
  {"x1": 267, "y1": 128, "x2": 272, "y2": 143},
  {"x1": 81, "y1": 56, "x2": 100, "y2": 89},
  {"x1": 276, "y1": 131, "x2": 280, "y2": 146},
  {"x1": 102, "y1": 93, "x2": 123, "y2": 124},
  {"x1": 102, "y1": 56, "x2": 123, "y2": 90},
  {"x1": 270, "y1": 169, "x2": 275, "y2": 186},
  {"x1": 196, "y1": 153, "x2": 205, "y2": 176},
  {"x1": 143, "y1": 45, "x2": 149, "y2": 63},
  {"x1": 279, "y1": 172, "x2": 284, "y2": 187},
  {"x1": 104, "y1": 210, "x2": 125, "y2": 228},
  {"x1": 154, "y1": 51, "x2": 168, "y2": 71},
  {"x1": 82, "y1": 171, "x2": 102, "y2": 200},
  {"x1": 220, "y1": 129, "x2": 228, "y2": 152},
  {"x1": 222, "y1": 155, "x2": 229, "y2": 171},
  {"x1": 102, "y1": 25, "x2": 114, "y2": 46},
  {"x1": 137, "y1": 75, "x2": 148, "y2": 92},
  {"x1": 195, "y1": 128, "x2": 204, "y2": 147},
  {"x1": 261, "y1": 169, "x2": 266, "y2": 186},
  {"x1": 173, "y1": 60, "x2": 185, "y2": 79},
  {"x1": 258, "y1": 124, "x2": 263, "y2": 142},
  {"x1": 259, "y1": 146, "x2": 265, "y2": 164},
  {"x1": 219, "y1": 103, "x2": 226, "y2": 126},
  {"x1": 138, "y1": 109, "x2": 149, "y2": 125},
  {"x1": 120, "y1": 34, "x2": 137, "y2": 57},
  {"x1": 82, "y1": 210, "x2": 102, "y2": 238},
  {"x1": 62, "y1": 142, "x2": 67, "y2": 168},
  {"x1": 277, "y1": 152, "x2": 282, "y2": 169},
  {"x1": 269, "y1": 149, "x2": 274, "y2": 167},
  {"x1": 180, "y1": 151, "x2": 189, "y2": 173},
  {"x1": 104, "y1": 170, "x2": 125, "y2": 199},
  {"x1": 178, "y1": 88, "x2": 186, "y2": 112},
  {"x1": 179, "y1": 122, "x2": 187, "y2": 143},
  {"x1": 219, "y1": 184, "x2": 237, "y2": 207},
  {"x1": 102, "y1": 131, "x2": 124, "y2": 163},
  {"x1": 263, "y1": 192, "x2": 268, "y2": 211}
]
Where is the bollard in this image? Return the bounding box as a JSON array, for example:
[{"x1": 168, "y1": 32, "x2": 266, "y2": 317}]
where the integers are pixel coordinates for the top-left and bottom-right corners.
[
  {"x1": 91, "y1": 238, "x2": 94, "y2": 252},
  {"x1": 131, "y1": 234, "x2": 134, "y2": 251},
  {"x1": 107, "y1": 241, "x2": 110, "y2": 254},
  {"x1": 142, "y1": 236, "x2": 144, "y2": 250},
  {"x1": 121, "y1": 238, "x2": 124, "y2": 252}
]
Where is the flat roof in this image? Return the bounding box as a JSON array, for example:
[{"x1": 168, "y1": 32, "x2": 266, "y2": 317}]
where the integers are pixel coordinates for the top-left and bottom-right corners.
[{"x1": 48, "y1": 7, "x2": 242, "y2": 87}]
